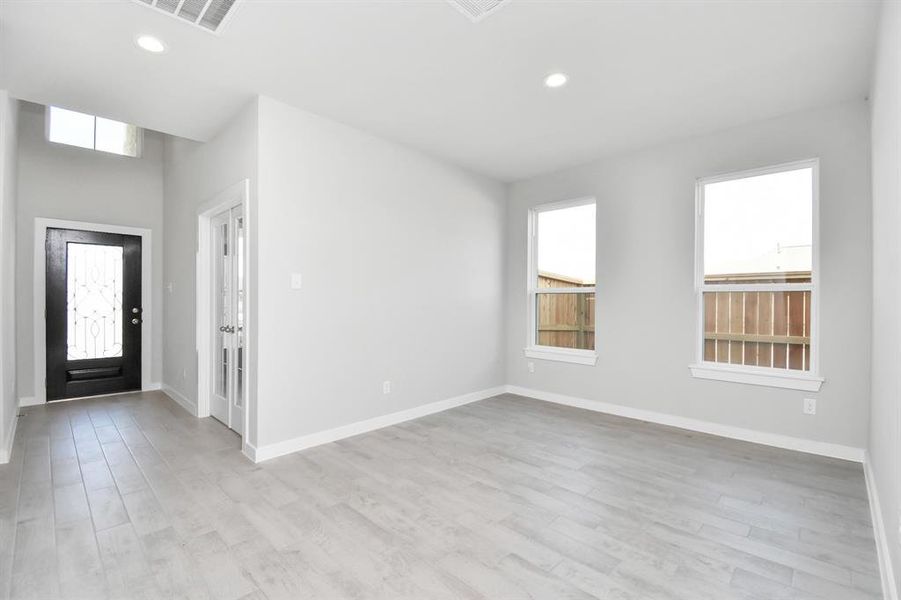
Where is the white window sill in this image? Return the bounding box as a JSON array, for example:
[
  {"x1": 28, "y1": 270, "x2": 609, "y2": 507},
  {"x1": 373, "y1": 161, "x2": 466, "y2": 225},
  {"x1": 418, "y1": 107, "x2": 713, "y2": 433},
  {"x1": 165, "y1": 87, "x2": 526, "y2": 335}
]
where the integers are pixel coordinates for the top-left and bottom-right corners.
[
  {"x1": 689, "y1": 363, "x2": 824, "y2": 392},
  {"x1": 524, "y1": 346, "x2": 598, "y2": 366}
]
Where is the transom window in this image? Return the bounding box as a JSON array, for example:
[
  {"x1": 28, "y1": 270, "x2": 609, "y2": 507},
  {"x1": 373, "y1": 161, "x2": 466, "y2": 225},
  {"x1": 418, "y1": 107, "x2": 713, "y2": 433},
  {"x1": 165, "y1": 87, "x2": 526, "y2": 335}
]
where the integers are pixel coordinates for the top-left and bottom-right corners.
[
  {"x1": 525, "y1": 198, "x2": 597, "y2": 365},
  {"x1": 692, "y1": 159, "x2": 822, "y2": 391},
  {"x1": 47, "y1": 106, "x2": 141, "y2": 158}
]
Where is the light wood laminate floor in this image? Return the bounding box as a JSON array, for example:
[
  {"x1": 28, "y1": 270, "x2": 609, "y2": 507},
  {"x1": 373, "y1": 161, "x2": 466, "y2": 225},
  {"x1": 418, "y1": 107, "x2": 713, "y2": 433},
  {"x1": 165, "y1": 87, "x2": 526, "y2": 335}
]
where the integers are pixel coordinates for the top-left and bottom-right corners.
[{"x1": 0, "y1": 391, "x2": 881, "y2": 599}]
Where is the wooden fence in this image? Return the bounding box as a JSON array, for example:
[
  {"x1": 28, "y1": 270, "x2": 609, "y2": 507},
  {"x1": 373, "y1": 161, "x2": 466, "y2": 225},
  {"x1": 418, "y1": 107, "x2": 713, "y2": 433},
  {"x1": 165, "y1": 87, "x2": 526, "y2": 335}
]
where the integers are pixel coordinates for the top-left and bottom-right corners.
[
  {"x1": 536, "y1": 271, "x2": 811, "y2": 367},
  {"x1": 537, "y1": 273, "x2": 595, "y2": 350},
  {"x1": 703, "y1": 272, "x2": 811, "y2": 371}
]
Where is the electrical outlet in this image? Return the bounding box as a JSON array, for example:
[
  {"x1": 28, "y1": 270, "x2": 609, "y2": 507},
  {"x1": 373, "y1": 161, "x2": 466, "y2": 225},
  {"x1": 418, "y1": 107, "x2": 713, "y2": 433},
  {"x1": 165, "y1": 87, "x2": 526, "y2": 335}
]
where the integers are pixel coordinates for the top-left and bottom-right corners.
[
  {"x1": 803, "y1": 398, "x2": 816, "y2": 415},
  {"x1": 382, "y1": 381, "x2": 391, "y2": 395},
  {"x1": 290, "y1": 273, "x2": 303, "y2": 290},
  {"x1": 527, "y1": 362, "x2": 535, "y2": 374}
]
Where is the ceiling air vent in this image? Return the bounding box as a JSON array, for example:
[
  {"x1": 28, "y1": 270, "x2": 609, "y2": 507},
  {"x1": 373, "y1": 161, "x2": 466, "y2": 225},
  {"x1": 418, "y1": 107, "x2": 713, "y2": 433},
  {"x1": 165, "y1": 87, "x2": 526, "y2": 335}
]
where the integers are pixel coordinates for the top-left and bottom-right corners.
[
  {"x1": 133, "y1": 0, "x2": 239, "y2": 33},
  {"x1": 446, "y1": 0, "x2": 511, "y2": 23}
]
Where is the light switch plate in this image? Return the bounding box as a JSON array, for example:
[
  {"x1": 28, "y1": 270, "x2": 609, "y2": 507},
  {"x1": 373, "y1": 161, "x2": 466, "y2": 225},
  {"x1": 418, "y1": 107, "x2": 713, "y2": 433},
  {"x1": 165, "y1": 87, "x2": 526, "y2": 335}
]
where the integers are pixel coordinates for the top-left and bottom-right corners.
[{"x1": 290, "y1": 273, "x2": 303, "y2": 290}]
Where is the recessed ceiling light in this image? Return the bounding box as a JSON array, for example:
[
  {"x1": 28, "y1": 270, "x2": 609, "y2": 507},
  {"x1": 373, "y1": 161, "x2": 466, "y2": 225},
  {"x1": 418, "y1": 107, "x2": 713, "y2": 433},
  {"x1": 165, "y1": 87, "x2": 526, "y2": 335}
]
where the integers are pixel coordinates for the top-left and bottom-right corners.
[
  {"x1": 544, "y1": 73, "x2": 568, "y2": 89},
  {"x1": 136, "y1": 35, "x2": 166, "y2": 54}
]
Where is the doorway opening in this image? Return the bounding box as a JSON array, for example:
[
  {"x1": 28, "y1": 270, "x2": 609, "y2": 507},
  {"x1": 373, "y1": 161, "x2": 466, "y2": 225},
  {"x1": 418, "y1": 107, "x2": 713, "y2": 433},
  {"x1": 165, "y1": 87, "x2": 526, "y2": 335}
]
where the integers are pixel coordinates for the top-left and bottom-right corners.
[
  {"x1": 32, "y1": 219, "x2": 154, "y2": 405},
  {"x1": 197, "y1": 180, "x2": 250, "y2": 440}
]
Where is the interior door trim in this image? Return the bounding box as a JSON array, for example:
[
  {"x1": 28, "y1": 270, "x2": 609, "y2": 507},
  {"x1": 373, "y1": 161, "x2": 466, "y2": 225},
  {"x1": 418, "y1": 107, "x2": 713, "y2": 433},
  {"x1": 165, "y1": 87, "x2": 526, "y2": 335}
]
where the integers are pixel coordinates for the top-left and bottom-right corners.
[{"x1": 32, "y1": 218, "x2": 154, "y2": 406}]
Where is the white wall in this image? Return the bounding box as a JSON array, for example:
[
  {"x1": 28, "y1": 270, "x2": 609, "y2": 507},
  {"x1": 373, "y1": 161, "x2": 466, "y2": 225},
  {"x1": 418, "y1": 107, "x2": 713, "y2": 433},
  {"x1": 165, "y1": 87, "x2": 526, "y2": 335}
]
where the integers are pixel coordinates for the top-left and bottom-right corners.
[
  {"x1": 15, "y1": 101, "x2": 164, "y2": 401},
  {"x1": 161, "y1": 99, "x2": 258, "y2": 440},
  {"x1": 868, "y1": 0, "x2": 901, "y2": 593},
  {"x1": 255, "y1": 96, "x2": 506, "y2": 448},
  {"x1": 505, "y1": 101, "x2": 872, "y2": 450},
  {"x1": 0, "y1": 92, "x2": 19, "y2": 463}
]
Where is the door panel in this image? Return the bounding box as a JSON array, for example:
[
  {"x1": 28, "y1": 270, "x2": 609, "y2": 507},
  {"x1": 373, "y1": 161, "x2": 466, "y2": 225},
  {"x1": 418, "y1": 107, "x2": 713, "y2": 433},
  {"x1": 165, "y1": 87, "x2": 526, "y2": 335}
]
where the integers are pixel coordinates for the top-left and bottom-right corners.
[
  {"x1": 46, "y1": 228, "x2": 142, "y2": 400},
  {"x1": 229, "y1": 208, "x2": 245, "y2": 433},
  {"x1": 210, "y1": 212, "x2": 230, "y2": 425}
]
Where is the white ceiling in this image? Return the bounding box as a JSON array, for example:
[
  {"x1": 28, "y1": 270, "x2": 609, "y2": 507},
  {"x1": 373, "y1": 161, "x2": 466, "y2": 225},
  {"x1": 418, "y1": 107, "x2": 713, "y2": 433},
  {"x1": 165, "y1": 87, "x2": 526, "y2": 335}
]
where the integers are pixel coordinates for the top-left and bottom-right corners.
[{"x1": 0, "y1": 0, "x2": 880, "y2": 181}]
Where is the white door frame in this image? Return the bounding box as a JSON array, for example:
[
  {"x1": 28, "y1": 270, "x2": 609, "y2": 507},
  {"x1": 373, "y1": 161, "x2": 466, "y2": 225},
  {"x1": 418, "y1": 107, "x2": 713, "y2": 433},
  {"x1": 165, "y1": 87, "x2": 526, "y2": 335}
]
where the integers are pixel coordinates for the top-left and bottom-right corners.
[
  {"x1": 32, "y1": 218, "x2": 154, "y2": 405},
  {"x1": 196, "y1": 180, "x2": 250, "y2": 441}
]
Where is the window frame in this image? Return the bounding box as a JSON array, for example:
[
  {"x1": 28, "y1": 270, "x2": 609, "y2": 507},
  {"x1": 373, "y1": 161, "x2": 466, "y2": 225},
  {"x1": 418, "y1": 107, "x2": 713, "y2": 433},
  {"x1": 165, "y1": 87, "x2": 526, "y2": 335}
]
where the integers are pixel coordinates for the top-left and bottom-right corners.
[
  {"x1": 524, "y1": 196, "x2": 598, "y2": 366},
  {"x1": 45, "y1": 106, "x2": 143, "y2": 158},
  {"x1": 689, "y1": 158, "x2": 824, "y2": 391}
]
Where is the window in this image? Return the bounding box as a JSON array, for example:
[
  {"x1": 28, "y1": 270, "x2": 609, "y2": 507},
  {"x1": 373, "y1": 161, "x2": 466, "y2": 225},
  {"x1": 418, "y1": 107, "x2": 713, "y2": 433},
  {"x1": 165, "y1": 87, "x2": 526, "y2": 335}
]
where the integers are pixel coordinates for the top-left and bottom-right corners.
[
  {"x1": 691, "y1": 160, "x2": 823, "y2": 391},
  {"x1": 525, "y1": 198, "x2": 597, "y2": 365},
  {"x1": 47, "y1": 106, "x2": 141, "y2": 157}
]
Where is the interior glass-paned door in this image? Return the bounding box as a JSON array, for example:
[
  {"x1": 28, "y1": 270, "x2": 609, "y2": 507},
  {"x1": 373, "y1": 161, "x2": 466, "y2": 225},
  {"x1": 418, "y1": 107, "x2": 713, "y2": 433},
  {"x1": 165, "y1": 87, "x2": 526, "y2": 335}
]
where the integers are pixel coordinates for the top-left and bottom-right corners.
[{"x1": 209, "y1": 205, "x2": 245, "y2": 434}]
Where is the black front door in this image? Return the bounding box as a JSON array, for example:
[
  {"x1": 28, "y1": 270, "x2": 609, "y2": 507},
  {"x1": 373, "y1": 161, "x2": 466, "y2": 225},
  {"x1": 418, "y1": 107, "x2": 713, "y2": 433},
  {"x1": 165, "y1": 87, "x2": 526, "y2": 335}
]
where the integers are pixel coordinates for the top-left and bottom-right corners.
[{"x1": 46, "y1": 228, "x2": 142, "y2": 400}]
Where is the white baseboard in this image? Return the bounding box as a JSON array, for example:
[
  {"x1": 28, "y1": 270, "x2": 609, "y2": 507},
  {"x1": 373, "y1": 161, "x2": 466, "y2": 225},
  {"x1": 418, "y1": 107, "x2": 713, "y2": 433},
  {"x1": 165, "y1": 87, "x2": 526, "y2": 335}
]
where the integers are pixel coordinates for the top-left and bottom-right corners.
[
  {"x1": 18, "y1": 396, "x2": 40, "y2": 408},
  {"x1": 242, "y1": 441, "x2": 259, "y2": 463},
  {"x1": 504, "y1": 385, "x2": 865, "y2": 463},
  {"x1": 143, "y1": 382, "x2": 162, "y2": 392},
  {"x1": 161, "y1": 384, "x2": 198, "y2": 417},
  {"x1": 249, "y1": 385, "x2": 506, "y2": 463},
  {"x1": 865, "y1": 452, "x2": 899, "y2": 600},
  {"x1": 0, "y1": 412, "x2": 18, "y2": 464}
]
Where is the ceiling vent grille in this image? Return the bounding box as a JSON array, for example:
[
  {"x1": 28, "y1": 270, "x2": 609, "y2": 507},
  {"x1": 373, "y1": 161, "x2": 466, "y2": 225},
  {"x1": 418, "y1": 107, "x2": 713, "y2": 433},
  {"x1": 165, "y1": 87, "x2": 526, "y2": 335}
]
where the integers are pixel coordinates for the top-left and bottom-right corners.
[
  {"x1": 133, "y1": 0, "x2": 239, "y2": 33},
  {"x1": 446, "y1": 0, "x2": 511, "y2": 23}
]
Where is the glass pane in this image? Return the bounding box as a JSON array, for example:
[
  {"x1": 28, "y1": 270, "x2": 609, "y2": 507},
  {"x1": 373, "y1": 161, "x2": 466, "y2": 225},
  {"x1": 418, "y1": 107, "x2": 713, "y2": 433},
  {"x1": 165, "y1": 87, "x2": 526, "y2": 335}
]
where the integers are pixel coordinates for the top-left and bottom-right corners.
[
  {"x1": 703, "y1": 290, "x2": 810, "y2": 371},
  {"x1": 235, "y1": 214, "x2": 244, "y2": 408},
  {"x1": 537, "y1": 203, "x2": 595, "y2": 286},
  {"x1": 48, "y1": 106, "x2": 94, "y2": 150},
  {"x1": 67, "y1": 243, "x2": 124, "y2": 360},
  {"x1": 214, "y1": 221, "x2": 229, "y2": 397},
  {"x1": 95, "y1": 117, "x2": 139, "y2": 157},
  {"x1": 703, "y1": 167, "x2": 812, "y2": 284},
  {"x1": 536, "y1": 292, "x2": 595, "y2": 350}
]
